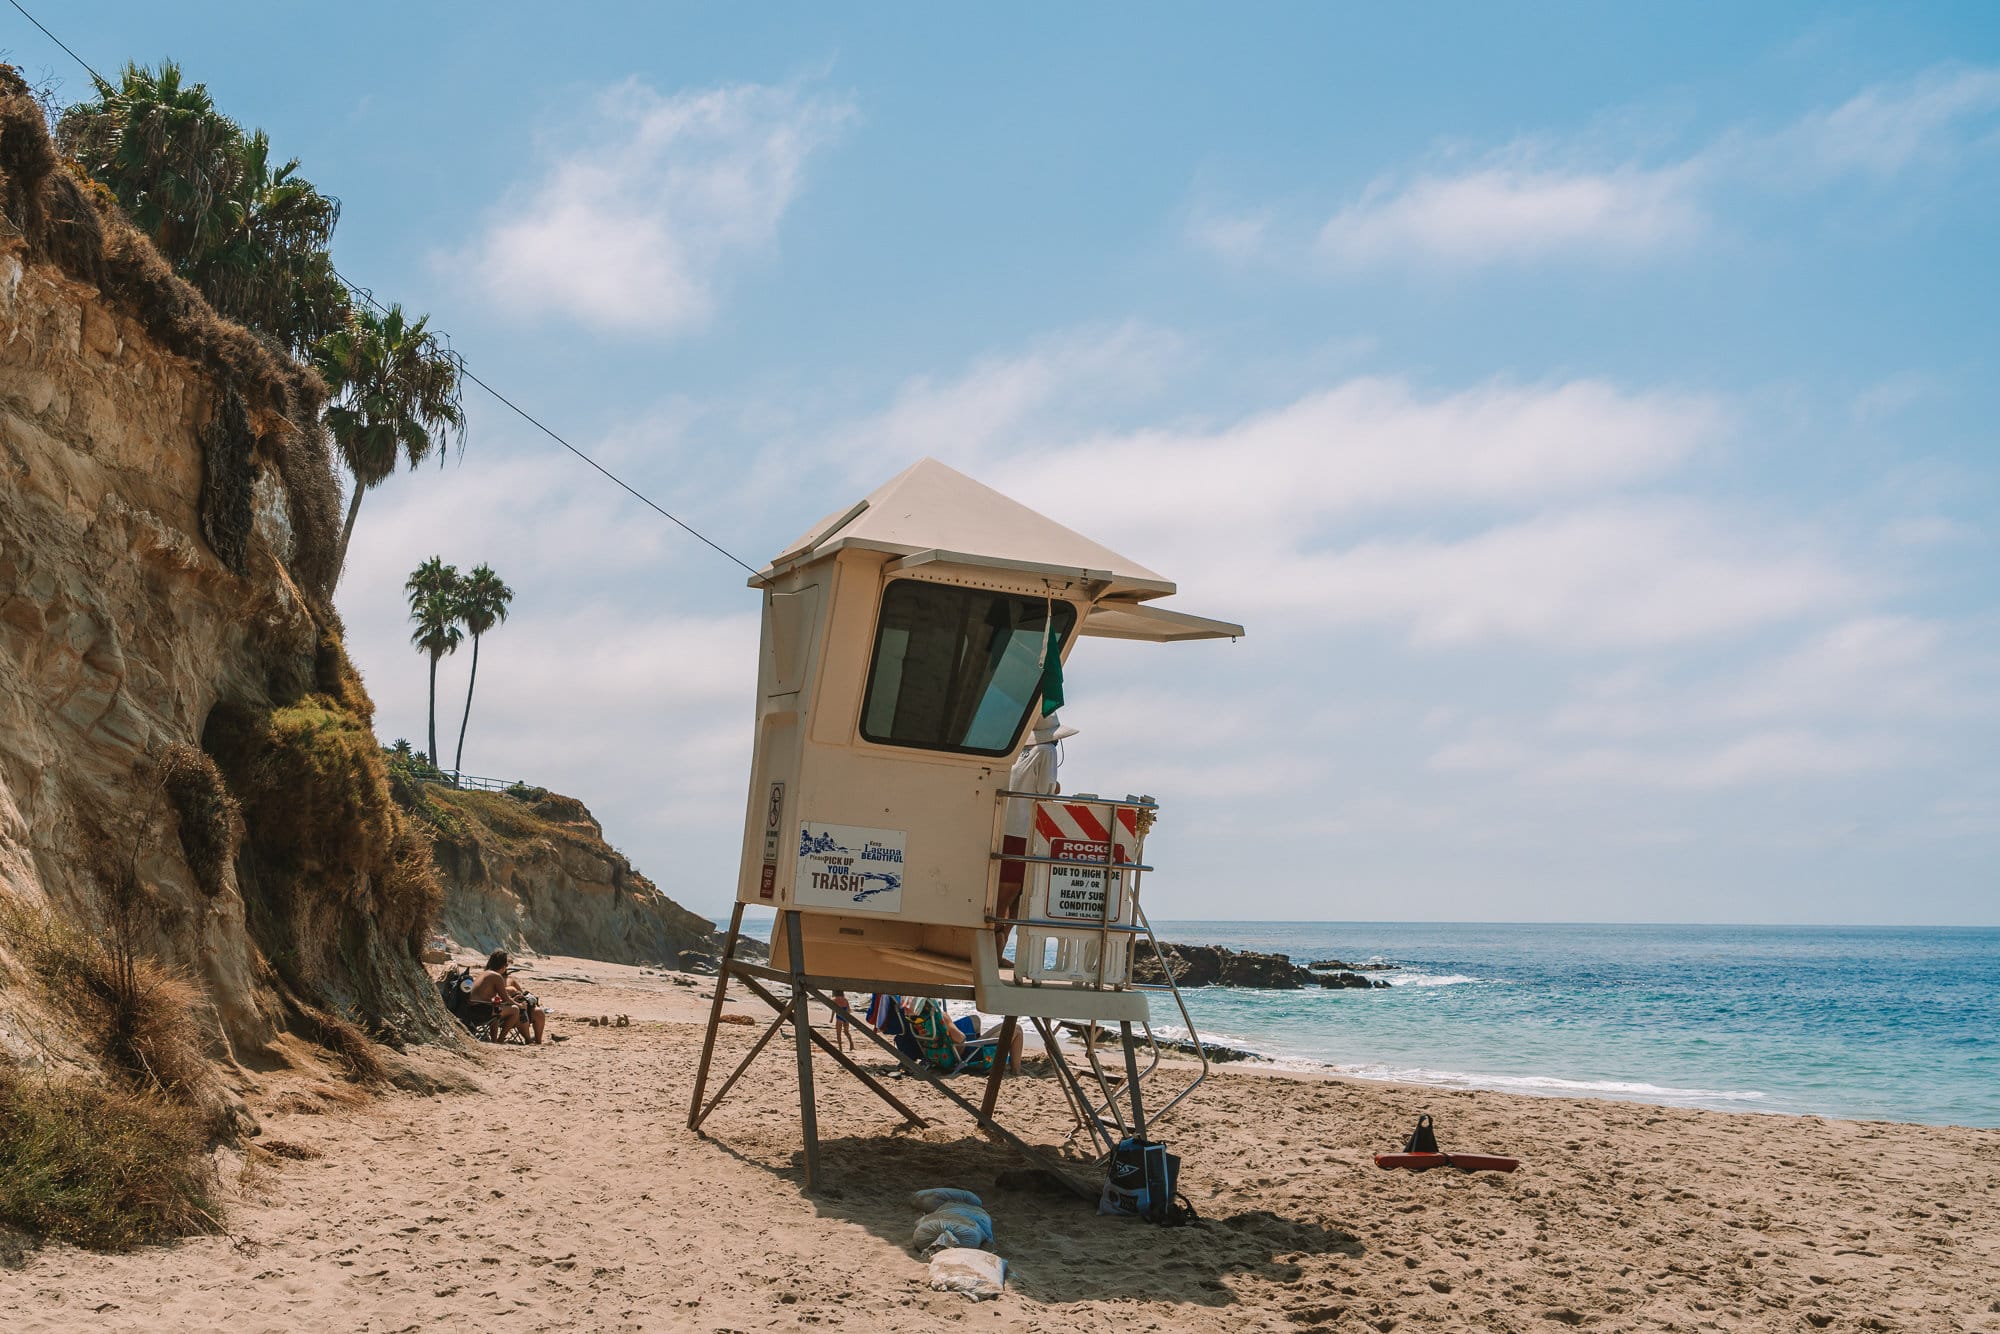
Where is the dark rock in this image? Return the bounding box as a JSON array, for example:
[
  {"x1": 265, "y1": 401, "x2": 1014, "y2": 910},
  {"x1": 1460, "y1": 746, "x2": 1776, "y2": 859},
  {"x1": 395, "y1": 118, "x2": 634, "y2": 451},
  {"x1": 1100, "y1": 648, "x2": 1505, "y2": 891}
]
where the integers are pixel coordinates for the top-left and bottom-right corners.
[
  {"x1": 1315, "y1": 971, "x2": 1390, "y2": 990},
  {"x1": 1134, "y1": 942, "x2": 1390, "y2": 990},
  {"x1": 1309, "y1": 958, "x2": 1399, "y2": 972},
  {"x1": 1059, "y1": 1022, "x2": 1258, "y2": 1064}
]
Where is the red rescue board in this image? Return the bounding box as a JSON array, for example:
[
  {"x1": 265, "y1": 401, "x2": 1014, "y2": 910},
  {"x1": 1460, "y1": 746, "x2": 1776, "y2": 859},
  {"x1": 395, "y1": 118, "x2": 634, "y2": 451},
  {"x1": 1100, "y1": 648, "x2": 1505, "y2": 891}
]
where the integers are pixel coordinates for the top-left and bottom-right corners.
[
  {"x1": 1374, "y1": 1152, "x2": 1519, "y2": 1173},
  {"x1": 1443, "y1": 1153, "x2": 1519, "y2": 1173}
]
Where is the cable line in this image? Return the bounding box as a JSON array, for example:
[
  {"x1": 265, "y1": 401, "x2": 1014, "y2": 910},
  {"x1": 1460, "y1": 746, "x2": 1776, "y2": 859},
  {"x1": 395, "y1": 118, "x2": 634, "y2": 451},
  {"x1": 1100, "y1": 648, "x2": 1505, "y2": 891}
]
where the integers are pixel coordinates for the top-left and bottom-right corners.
[
  {"x1": 333, "y1": 269, "x2": 759, "y2": 576},
  {"x1": 6, "y1": 0, "x2": 107, "y2": 86},
  {"x1": 7, "y1": 0, "x2": 759, "y2": 578}
]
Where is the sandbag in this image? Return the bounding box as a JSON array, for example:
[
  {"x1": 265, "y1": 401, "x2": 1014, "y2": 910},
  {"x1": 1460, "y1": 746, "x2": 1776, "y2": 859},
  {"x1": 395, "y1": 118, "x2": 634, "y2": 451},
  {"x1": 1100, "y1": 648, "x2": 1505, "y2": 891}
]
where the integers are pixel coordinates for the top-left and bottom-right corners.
[
  {"x1": 928, "y1": 1247, "x2": 1006, "y2": 1301},
  {"x1": 910, "y1": 1187, "x2": 983, "y2": 1213},
  {"x1": 912, "y1": 1202, "x2": 994, "y2": 1252}
]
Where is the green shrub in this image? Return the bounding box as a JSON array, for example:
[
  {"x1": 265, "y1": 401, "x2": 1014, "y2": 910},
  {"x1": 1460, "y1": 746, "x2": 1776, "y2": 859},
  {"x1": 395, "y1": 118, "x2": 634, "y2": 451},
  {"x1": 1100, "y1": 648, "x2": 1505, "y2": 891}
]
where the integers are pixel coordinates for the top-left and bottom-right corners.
[{"x1": 0, "y1": 1068, "x2": 218, "y2": 1251}]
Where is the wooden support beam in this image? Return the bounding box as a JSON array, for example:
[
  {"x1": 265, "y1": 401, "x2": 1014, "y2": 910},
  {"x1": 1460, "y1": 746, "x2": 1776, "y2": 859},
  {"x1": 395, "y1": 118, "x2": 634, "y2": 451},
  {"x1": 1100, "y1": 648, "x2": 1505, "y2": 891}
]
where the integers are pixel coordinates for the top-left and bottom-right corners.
[
  {"x1": 978, "y1": 1015, "x2": 1018, "y2": 1121},
  {"x1": 733, "y1": 972, "x2": 928, "y2": 1129},
  {"x1": 785, "y1": 911, "x2": 821, "y2": 1191},
  {"x1": 792, "y1": 982, "x2": 1098, "y2": 1203},
  {"x1": 685, "y1": 901, "x2": 745, "y2": 1130},
  {"x1": 690, "y1": 998, "x2": 791, "y2": 1132},
  {"x1": 1120, "y1": 1019, "x2": 1147, "y2": 1142}
]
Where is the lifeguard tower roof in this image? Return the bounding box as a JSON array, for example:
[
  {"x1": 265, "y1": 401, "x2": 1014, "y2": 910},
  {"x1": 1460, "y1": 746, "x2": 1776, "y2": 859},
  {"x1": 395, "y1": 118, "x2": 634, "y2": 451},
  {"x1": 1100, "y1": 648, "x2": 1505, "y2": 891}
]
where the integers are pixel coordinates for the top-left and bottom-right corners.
[{"x1": 755, "y1": 457, "x2": 1242, "y2": 640}]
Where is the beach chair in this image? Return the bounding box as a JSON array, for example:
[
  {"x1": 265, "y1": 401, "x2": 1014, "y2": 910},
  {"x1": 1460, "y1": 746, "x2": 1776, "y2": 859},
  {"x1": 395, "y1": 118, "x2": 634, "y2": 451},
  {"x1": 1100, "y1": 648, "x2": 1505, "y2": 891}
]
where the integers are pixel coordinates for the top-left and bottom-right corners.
[
  {"x1": 906, "y1": 997, "x2": 1002, "y2": 1076},
  {"x1": 866, "y1": 993, "x2": 926, "y2": 1065}
]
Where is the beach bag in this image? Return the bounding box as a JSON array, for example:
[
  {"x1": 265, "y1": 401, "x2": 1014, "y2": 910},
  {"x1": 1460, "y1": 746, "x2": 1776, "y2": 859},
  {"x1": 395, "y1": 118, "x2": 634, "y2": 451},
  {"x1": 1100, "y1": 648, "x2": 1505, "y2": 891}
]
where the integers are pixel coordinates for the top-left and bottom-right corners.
[
  {"x1": 1404, "y1": 1114, "x2": 1439, "y2": 1155},
  {"x1": 437, "y1": 967, "x2": 474, "y2": 1018},
  {"x1": 1099, "y1": 1136, "x2": 1194, "y2": 1226}
]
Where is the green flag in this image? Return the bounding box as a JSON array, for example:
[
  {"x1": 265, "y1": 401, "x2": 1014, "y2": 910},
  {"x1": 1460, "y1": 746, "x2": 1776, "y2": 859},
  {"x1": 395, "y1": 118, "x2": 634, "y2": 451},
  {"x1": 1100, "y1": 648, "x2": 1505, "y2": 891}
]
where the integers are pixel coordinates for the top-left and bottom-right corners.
[{"x1": 1039, "y1": 623, "x2": 1064, "y2": 715}]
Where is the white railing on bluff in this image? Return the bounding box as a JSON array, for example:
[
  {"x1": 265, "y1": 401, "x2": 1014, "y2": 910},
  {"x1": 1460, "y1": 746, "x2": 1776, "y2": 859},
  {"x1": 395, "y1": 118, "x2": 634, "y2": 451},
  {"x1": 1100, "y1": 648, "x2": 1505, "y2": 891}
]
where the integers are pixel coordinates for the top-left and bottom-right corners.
[{"x1": 450, "y1": 772, "x2": 529, "y2": 793}]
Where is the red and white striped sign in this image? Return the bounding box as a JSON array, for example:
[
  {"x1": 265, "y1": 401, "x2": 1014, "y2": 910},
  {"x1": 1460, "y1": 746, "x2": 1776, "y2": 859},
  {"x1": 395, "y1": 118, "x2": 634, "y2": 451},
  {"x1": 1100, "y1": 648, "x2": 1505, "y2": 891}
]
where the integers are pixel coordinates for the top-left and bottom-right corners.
[{"x1": 1031, "y1": 800, "x2": 1140, "y2": 922}]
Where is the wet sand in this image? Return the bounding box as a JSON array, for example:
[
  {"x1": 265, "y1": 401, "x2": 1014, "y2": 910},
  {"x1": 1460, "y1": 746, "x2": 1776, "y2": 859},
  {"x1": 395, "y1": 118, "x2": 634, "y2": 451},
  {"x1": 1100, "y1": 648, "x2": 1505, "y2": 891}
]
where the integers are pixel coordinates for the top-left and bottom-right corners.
[{"x1": 5, "y1": 956, "x2": 1997, "y2": 1332}]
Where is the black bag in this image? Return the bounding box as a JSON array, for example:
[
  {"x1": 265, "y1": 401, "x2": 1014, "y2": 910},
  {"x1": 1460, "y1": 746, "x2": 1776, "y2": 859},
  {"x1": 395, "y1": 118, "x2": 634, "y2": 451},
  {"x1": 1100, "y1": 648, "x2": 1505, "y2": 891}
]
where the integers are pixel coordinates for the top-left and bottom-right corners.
[
  {"x1": 1101, "y1": 1136, "x2": 1197, "y2": 1227},
  {"x1": 1404, "y1": 1113, "x2": 1439, "y2": 1154},
  {"x1": 437, "y1": 966, "x2": 473, "y2": 1018}
]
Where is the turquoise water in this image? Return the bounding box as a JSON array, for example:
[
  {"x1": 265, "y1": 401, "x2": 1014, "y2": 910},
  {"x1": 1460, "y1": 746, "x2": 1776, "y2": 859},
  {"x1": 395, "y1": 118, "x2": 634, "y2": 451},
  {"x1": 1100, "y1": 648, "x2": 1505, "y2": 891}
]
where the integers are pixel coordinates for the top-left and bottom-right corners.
[
  {"x1": 720, "y1": 914, "x2": 1998, "y2": 1126},
  {"x1": 1144, "y1": 922, "x2": 2000, "y2": 1128}
]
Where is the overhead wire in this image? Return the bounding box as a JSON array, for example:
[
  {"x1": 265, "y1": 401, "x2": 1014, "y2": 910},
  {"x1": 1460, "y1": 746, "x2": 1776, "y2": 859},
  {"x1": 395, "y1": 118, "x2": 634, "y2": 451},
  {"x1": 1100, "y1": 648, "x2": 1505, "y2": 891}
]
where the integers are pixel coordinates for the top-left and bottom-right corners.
[
  {"x1": 331, "y1": 269, "x2": 759, "y2": 576},
  {"x1": 7, "y1": 0, "x2": 760, "y2": 578}
]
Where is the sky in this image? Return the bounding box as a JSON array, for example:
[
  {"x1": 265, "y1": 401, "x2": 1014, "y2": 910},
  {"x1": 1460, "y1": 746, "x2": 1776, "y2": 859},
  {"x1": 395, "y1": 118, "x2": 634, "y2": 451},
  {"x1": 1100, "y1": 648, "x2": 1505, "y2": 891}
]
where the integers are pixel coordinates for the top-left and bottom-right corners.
[{"x1": 14, "y1": 4, "x2": 1999, "y2": 924}]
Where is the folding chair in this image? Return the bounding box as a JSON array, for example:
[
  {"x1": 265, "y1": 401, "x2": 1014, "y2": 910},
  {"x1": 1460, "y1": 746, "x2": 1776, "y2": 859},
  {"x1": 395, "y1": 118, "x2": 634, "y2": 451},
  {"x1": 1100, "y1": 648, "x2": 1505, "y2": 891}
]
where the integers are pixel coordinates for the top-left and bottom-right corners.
[{"x1": 906, "y1": 998, "x2": 1002, "y2": 1076}]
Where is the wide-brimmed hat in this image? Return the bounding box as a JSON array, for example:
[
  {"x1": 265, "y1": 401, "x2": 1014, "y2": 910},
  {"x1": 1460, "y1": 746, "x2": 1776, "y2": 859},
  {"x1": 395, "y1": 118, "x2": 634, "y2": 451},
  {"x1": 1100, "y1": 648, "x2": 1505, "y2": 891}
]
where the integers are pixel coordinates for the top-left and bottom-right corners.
[{"x1": 1031, "y1": 714, "x2": 1080, "y2": 743}]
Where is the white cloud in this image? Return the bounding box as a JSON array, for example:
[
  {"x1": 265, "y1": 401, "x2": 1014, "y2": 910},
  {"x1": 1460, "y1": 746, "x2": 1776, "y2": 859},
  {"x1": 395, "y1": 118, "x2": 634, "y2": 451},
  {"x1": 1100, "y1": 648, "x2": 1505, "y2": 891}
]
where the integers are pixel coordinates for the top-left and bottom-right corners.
[
  {"x1": 1318, "y1": 165, "x2": 1704, "y2": 267},
  {"x1": 1291, "y1": 63, "x2": 2000, "y2": 271},
  {"x1": 461, "y1": 77, "x2": 852, "y2": 333},
  {"x1": 1280, "y1": 503, "x2": 1861, "y2": 649},
  {"x1": 1185, "y1": 204, "x2": 1274, "y2": 263},
  {"x1": 1775, "y1": 65, "x2": 2000, "y2": 178},
  {"x1": 1018, "y1": 377, "x2": 1720, "y2": 541}
]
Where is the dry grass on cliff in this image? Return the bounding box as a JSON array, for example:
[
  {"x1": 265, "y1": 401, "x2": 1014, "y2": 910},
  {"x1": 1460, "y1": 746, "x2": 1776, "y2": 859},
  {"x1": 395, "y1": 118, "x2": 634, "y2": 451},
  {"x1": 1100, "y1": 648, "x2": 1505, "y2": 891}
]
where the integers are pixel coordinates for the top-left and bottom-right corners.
[
  {"x1": 0, "y1": 1068, "x2": 218, "y2": 1252},
  {"x1": 1, "y1": 902, "x2": 218, "y2": 1113},
  {"x1": 0, "y1": 902, "x2": 223, "y2": 1252},
  {"x1": 425, "y1": 786, "x2": 600, "y2": 852},
  {"x1": 159, "y1": 741, "x2": 243, "y2": 899}
]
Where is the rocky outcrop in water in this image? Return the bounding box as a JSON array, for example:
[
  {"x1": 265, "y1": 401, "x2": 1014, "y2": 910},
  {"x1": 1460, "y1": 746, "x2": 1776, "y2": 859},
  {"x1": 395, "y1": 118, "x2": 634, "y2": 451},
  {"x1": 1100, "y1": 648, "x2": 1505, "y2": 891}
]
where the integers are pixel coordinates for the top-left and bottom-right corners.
[{"x1": 1133, "y1": 942, "x2": 1391, "y2": 990}]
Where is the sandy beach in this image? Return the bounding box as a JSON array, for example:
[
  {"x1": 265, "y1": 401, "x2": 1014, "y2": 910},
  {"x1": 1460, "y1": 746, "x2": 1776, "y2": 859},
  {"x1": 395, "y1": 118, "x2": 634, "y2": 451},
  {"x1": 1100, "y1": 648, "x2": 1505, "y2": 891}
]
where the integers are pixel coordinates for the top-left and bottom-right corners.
[{"x1": 4, "y1": 956, "x2": 1996, "y2": 1333}]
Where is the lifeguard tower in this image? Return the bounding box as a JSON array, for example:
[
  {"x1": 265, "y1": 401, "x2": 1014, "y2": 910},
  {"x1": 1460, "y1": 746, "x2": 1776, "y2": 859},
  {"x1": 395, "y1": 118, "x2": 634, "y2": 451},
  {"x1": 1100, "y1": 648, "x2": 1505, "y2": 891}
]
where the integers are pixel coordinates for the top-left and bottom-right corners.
[{"x1": 687, "y1": 458, "x2": 1242, "y2": 1194}]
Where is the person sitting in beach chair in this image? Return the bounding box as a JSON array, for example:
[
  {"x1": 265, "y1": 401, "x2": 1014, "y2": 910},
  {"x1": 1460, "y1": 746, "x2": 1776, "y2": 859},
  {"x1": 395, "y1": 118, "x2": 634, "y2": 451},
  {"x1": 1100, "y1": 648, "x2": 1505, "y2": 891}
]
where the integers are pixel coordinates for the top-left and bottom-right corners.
[
  {"x1": 464, "y1": 951, "x2": 524, "y2": 1042},
  {"x1": 499, "y1": 970, "x2": 548, "y2": 1045},
  {"x1": 904, "y1": 997, "x2": 1024, "y2": 1077}
]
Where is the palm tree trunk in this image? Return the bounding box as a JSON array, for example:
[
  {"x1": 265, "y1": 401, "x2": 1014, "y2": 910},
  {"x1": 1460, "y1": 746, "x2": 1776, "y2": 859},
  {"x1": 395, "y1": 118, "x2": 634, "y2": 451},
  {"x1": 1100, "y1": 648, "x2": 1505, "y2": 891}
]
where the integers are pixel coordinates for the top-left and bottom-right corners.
[
  {"x1": 427, "y1": 649, "x2": 440, "y2": 767},
  {"x1": 453, "y1": 633, "x2": 481, "y2": 778},
  {"x1": 335, "y1": 483, "x2": 366, "y2": 583}
]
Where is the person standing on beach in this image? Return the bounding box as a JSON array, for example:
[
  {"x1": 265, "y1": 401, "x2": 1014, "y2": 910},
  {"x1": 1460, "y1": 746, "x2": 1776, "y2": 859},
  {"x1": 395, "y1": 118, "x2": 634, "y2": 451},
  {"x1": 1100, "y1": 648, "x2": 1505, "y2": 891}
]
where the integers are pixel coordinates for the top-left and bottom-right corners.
[{"x1": 830, "y1": 989, "x2": 855, "y2": 1050}]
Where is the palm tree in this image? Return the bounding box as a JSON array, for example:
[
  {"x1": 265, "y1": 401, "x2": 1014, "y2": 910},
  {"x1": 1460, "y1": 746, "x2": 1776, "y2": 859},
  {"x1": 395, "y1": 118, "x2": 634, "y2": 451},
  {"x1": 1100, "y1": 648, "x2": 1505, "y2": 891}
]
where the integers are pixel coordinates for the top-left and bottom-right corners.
[
  {"x1": 192, "y1": 129, "x2": 349, "y2": 354},
  {"x1": 58, "y1": 65, "x2": 347, "y2": 354},
  {"x1": 320, "y1": 306, "x2": 465, "y2": 582},
  {"x1": 451, "y1": 564, "x2": 514, "y2": 778},
  {"x1": 406, "y1": 559, "x2": 463, "y2": 766},
  {"x1": 57, "y1": 61, "x2": 242, "y2": 271}
]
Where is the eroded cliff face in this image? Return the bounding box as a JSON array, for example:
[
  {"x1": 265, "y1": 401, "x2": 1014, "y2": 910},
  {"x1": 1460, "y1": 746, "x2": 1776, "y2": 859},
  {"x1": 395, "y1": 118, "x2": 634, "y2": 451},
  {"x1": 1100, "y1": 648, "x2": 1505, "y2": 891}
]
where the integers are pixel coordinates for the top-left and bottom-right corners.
[
  {"x1": 418, "y1": 787, "x2": 731, "y2": 968},
  {"x1": 0, "y1": 69, "x2": 452, "y2": 1083}
]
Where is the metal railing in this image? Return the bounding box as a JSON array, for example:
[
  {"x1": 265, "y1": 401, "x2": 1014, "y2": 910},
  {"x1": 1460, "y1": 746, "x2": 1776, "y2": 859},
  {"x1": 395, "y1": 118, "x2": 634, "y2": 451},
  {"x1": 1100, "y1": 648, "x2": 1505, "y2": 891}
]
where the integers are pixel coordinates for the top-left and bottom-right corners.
[{"x1": 987, "y1": 789, "x2": 1210, "y2": 1143}]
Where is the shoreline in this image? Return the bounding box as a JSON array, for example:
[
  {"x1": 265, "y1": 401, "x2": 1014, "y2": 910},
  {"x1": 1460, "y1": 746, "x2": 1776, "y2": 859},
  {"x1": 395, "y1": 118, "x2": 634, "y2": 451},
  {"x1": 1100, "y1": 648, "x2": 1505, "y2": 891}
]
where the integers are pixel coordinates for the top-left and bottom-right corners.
[{"x1": 6, "y1": 953, "x2": 1996, "y2": 1332}]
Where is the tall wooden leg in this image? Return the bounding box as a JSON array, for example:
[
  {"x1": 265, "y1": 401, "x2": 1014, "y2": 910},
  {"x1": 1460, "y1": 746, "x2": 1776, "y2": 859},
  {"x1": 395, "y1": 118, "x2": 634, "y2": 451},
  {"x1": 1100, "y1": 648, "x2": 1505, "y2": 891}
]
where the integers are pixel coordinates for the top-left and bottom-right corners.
[
  {"x1": 1119, "y1": 1020, "x2": 1147, "y2": 1142},
  {"x1": 691, "y1": 997, "x2": 790, "y2": 1132},
  {"x1": 978, "y1": 1015, "x2": 1018, "y2": 1120},
  {"x1": 785, "y1": 910, "x2": 821, "y2": 1191},
  {"x1": 686, "y1": 902, "x2": 745, "y2": 1129}
]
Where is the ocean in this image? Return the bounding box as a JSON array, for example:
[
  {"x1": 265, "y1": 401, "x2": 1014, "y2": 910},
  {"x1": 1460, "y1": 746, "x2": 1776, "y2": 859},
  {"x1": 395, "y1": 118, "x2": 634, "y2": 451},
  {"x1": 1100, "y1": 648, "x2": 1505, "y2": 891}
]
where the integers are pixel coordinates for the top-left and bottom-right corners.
[
  {"x1": 719, "y1": 915, "x2": 1999, "y2": 1128},
  {"x1": 1146, "y1": 922, "x2": 2000, "y2": 1128}
]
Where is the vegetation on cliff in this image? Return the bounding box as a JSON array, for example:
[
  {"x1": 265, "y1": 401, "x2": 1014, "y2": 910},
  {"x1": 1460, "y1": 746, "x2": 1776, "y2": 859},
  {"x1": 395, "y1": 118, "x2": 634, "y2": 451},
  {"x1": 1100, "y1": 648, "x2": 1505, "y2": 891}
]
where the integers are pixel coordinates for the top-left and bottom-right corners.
[
  {"x1": 202, "y1": 631, "x2": 446, "y2": 1047},
  {"x1": 383, "y1": 762, "x2": 730, "y2": 969},
  {"x1": 48, "y1": 59, "x2": 465, "y2": 596}
]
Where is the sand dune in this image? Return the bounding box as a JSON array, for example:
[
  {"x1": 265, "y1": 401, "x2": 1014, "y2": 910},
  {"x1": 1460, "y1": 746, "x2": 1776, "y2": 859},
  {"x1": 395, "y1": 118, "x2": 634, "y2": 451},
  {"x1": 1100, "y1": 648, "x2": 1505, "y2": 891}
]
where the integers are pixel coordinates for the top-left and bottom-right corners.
[{"x1": 5, "y1": 956, "x2": 1996, "y2": 1332}]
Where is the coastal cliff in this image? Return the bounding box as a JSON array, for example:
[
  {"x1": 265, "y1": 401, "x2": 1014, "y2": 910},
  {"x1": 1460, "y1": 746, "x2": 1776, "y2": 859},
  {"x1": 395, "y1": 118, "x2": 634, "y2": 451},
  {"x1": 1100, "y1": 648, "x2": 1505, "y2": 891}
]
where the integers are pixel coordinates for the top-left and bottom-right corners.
[
  {"x1": 0, "y1": 67, "x2": 453, "y2": 1097},
  {"x1": 406, "y1": 782, "x2": 733, "y2": 968}
]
